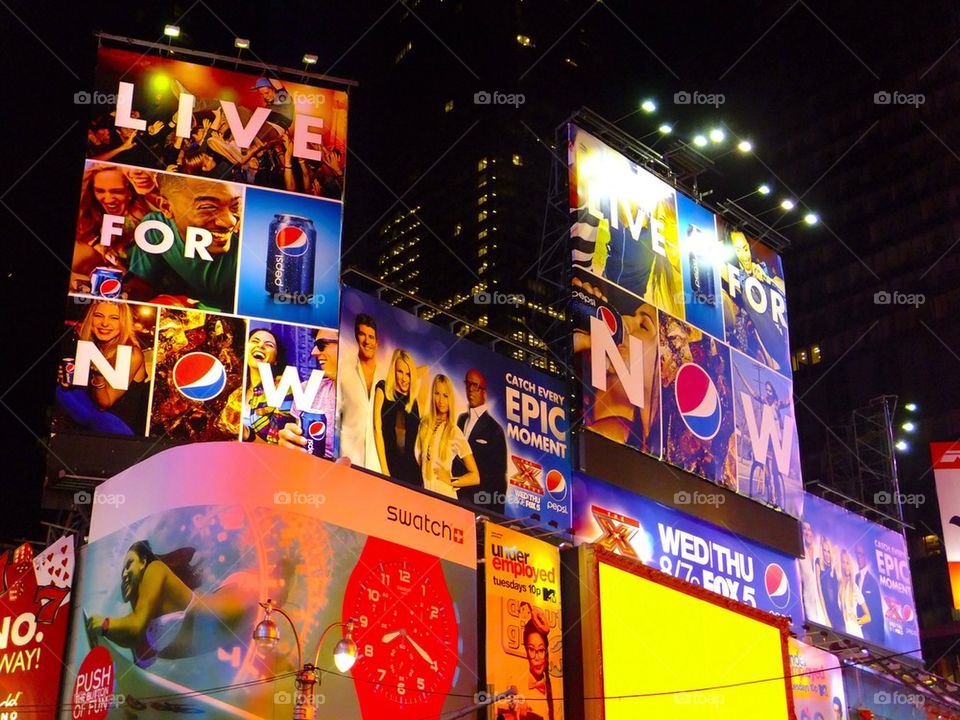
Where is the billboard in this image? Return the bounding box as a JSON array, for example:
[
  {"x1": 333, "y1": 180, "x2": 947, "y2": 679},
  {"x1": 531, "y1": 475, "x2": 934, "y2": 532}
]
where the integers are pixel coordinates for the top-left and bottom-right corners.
[
  {"x1": 337, "y1": 286, "x2": 571, "y2": 528},
  {"x1": 484, "y1": 523, "x2": 563, "y2": 719},
  {"x1": 53, "y1": 44, "x2": 350, "y2": 462},
  {"x1": 788, "y1": 639, "x2": 846, "y2": 720},
  {"x1": 800, "y1": 493, "x2": 921, "y2": 657},
  {"x1": 930, "y1": 442, "x2": 960, "y2": 609},
  {"x1": 568, "y1": 123, "x2": 801, "y2": 517},
  {"x1": 61, "y1": 443, "x2": 477, "y2": 719},
  {"x1": 0, "y1": 536, "x2": 75, "y2": 720},
  {"x1": 597, "y1": 557, "x2": 791, "y2": 719},
  {"x1": 572, "y1": 472, "x2": 803, "y2": 625}
]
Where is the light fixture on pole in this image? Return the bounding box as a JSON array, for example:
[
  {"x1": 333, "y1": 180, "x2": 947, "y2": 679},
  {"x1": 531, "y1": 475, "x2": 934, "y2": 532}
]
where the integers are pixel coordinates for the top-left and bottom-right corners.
[
  {"x1": 254, "y1": 599, "x2": 357, "y2": 719},
  {"x1": 641, "y1": 98, "x2": 657, "y2": 113},
  {"x1": 164, "y1": 25, "x2": 181, "y2": 38},
  {"x1": 729, "y1": 183, "x2": 773, "y2": 203},
  {"x1": 302, "y1": 54, "x2": 319, "y2": 68}
]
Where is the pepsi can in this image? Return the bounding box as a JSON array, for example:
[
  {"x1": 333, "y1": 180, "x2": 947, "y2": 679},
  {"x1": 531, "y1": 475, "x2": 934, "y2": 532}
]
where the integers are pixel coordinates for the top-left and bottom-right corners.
[
  {"x1": 299, "y1": 412, "x2": 328, "y2": 457},
  {"x1": 90, "y1": 267, "x2": 124, "y2": 298},
  {"x1": 595, "y1": 304, "x2": 624, "y2": 345},
  {"x1": 61, "y1": 357, "x2": 75, "y2": 386},
  {"x1": 265, "y1": 214, "x2": 316, "y2": 300}
]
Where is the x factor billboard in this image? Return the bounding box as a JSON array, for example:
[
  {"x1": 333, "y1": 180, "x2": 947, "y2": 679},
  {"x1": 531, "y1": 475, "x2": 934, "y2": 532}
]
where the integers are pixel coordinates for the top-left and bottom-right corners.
[
  {"x1": 799, "y1": 493, "x2": 921, "y2": 658},
  {"x1": 61, "y1": 443, "x2": 477, "y2": 719},
  {"x1": 337, "y1": 286, "x2": 571, "y2": 529},
  {"x1": 572, "y1": 472, "x2": 803, "y2": 626},
  {"x1": 0, "y1": 537, "x2": 75, "y2": 720},
  {"x1": 569, "y1": 124, "x2": 801, "y2": 516},
  {"x1": 484, "y1": 523, "x2": 563, "y2": 720},
  {"x1": 931, "y1": 442, "x2": 960, "y2": 609}
]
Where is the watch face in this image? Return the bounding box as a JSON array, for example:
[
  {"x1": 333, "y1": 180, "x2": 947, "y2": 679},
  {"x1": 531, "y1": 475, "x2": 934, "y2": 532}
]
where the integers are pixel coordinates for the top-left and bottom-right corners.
[{"x1": 346, "y1": 553, "x2": 459, "y2": 709}]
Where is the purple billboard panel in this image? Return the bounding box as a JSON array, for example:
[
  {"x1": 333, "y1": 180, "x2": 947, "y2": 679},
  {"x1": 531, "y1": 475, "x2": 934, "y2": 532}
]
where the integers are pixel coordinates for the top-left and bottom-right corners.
[{"x1": 800, "y1": 493, "x2": 921, "y2": 658}]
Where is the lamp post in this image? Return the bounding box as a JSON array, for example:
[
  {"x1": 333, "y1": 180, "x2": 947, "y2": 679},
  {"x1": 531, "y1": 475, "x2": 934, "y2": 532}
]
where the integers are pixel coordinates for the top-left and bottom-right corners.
[{"x1": 253, "y1": 599, "x2": 358, "y2": 720}]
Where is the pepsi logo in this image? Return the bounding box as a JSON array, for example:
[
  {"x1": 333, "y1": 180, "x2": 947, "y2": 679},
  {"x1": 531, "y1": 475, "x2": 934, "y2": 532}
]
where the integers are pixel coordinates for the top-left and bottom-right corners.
[
  {"x1": 597, "y1": 306, "x2": 620, "y2": 334},
  {"x1": 675, "y1": 363, "x2": 722, "y2": 440},
  {"x1": 276, "y1": 226, "x2": 309, "y2": 257},
  {"x1": 545, "y1": 469, "x2": 567, "y2": 501},
  {"x1": 64, "y1": 362, "x2": 75, "y2": 374},
  {"x1": 307, "y1": 420, "x2": 326, "y2": 440},
  {"x1": 97, "y1": 278, "x2": 122, "y2": 297},
  {"x1": 902, "y1": 604, "x2": 914, "y2": 622},
  {"x1": 173, "y1": 352, "x2": 227, "y2": 402},
  {"x1": 764, "y1": 563, "x2": 791, "y2": 609}
]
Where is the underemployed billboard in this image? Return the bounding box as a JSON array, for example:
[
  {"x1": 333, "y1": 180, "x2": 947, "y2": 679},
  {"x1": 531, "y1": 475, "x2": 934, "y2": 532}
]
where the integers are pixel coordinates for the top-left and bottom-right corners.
[
  {"x1": 337, "y1": 286, "x2": 571, "y2": 528},
  {"x1": 484, "y1": 523, "x2": 563, "y2": 719},
  {"x1": 51, "y1": 46, "x2": 349, "y2": 456},
  {"x1": 0, "y1": 537, "x2": 75, "y2": 720},
  {"x1": 800, "y1": 493, "x2": 921, "y2": 658},
  {"x1": 61, "y1": 443, "x2": 477, "y2": 719},
  {"x1": 569, "y1": 124, "x2": 801, "y2": 516},
  {"x1": 572, "y1": 472, "x2": 803, "y2": 626},
  {"x1": 930, "y1": 442, "x2": 960, "y2": 609},
  {"x1": 788, "y1": 638, "x2": 846, "y2": 720}
]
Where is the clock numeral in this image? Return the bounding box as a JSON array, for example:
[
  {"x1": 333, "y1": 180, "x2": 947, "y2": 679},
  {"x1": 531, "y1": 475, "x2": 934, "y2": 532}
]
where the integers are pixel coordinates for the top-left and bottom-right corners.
[
  {"x1": 367, "y1": 588, "x2": 381, "y2": 602},
  {"x1": 430, "y1": 606, "x2": 439, "y2": 620},
  {"x1": 417, "y1": 677, "x2": 425, "y2": 691},
  {"x1": 430, "y1": 660, "x2": 438, "y2": 673},
  {"x1": 397, "y1": 681, "x2": 406, "y2": 696},
  {"x1": 377, "y1": 668, "x2": 386, "y2": 682},
  {"x1": 421, "y1": 584, "x2": 426, "y2": 596},
  {"x1": 359, "y1": 615, "x2": 369, "y2": 628},
  {"x1": 399, "y1": 569, "x2": 411, "y2": 583},
  {"x1": 380, "y1": 572, "x2": 391, "y2": 586},
  {"x1": 364, "y1": 644, "x2": 374, "y2": 658}
]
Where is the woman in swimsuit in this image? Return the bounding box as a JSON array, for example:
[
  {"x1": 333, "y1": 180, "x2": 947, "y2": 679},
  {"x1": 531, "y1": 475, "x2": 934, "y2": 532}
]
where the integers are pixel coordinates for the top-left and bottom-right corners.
[{"x1": 85, "y1": 541, "x2": 257, "y2": 668}]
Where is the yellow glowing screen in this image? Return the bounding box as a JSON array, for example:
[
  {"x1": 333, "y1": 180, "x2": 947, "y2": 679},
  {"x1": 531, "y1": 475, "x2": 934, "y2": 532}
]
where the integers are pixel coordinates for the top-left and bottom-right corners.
[{"x1": 599, "y1": 562, "x2": 790, "y2": 719}]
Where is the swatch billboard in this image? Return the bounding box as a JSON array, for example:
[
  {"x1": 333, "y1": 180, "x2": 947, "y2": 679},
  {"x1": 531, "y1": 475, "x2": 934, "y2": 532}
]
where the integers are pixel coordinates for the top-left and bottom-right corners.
[
  {"x1": 568, "y1": 124, "x2": 800, "y2": 516},
  {"x1": 337, "y1": 286, "x2": 571, "y2": 530},
  {"x1": 61, "y1": 443, "x2": 478, "y2": 719},
  {"x1": 572, "y1": 472, "x2": 803, "y2": 626},
  {"x1": 800, "y1": 493, "x2": 921, "y2": 658}
]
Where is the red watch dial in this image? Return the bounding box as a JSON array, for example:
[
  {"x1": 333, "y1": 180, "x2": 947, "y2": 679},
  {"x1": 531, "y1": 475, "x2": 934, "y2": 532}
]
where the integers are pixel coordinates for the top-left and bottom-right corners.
[{"x1": 346, "y1": 552, "x2": 459, "y2": 710}]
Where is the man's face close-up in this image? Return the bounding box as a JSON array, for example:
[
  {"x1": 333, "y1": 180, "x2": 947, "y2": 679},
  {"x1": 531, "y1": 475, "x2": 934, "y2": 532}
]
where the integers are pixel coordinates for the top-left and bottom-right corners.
[{"x1": 167, "y1": 181, "x2": 241, "y2": 255}]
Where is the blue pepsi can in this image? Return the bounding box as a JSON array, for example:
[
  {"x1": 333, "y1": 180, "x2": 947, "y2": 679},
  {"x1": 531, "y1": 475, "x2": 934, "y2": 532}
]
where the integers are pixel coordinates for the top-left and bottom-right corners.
[
  {"x1": 299, "y1": 412, "x2": 328, "y2": 457},
  {"x1": 90, "y1": 266, "x2": 124, "y2": 298},
  {"x1": 265, "y1": 214, "x2": 316, "y2": 300},
  {"x1": 595, "y1": 304, "x2": 624, "y2": 345}
]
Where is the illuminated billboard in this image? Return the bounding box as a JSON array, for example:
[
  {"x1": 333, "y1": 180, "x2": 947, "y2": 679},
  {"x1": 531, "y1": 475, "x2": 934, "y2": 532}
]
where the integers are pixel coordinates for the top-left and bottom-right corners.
[
  {"x1": 61, "y1": 443, "x2": 477, "y2": 719},
  {"x1": 788, "y1": 638, "x2": 846, "y2": 720},
  {"x1": 931, "y1": 442, "x2": 960, "y2": 609},
  {"x1": 573, "y1": 472, "x2": 803, "y2": 626},
  {"x1": 336, "y1": 286, "x2": 571, "y2": 528},
  {"x1": 0, "y1": 537, "x2": 75, "y2": 720},
  {"x1": 52, "y1": 45, "x2": 349, "y2": 461},
  {"x1": 595, "y1": 555, "x2": 791, "y2": 719},
  {"x1": 800, "y1": 493, "x2": 920, "y2": 657},
  {"x1": 484, "y1": 523, "x2": 563, "y2": 719},
  {"x1": 568, "y1": 123, "x2": 801, "y2": 517}
]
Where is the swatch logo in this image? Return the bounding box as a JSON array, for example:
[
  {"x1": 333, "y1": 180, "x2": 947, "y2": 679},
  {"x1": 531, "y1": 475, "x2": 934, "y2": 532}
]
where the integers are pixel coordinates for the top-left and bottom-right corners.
[
  {"x1": 173, "y1": 352, "x2": 227, "y2": 401},
  {"x1": 675, "y1": 363, "x2": 722, "y2": 440}
]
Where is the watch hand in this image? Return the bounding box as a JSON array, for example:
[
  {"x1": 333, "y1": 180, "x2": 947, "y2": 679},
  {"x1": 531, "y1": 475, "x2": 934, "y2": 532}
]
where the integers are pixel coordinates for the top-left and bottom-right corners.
[
  {"x1": 404, "y1": 634, "x2": 434, "y2": 665},
  {"x1": 381, "y1": 631, "x2": 402, "y2": 644}
]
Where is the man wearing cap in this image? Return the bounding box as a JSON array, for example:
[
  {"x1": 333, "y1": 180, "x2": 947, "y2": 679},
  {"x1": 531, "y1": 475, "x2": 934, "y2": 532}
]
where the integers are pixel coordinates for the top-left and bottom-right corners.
[
  {"x1": 251, "y1": 77, "x2": 294, "y2": 131},
  {"x1": 278, "y1": 331, "x2": 338, "y2": 459},
  {"x1": 455, "y1": 369, "x2": 507, "y2": 513}
]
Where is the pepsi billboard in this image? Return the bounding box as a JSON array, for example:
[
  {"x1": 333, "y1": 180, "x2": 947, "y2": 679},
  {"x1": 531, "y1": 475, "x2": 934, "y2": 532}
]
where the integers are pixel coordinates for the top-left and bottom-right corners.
[
  {"x1": 337, "y1": 286, "x2": 571, "y2": 530},
  {"x1": 52, "y1": 45, "x2": 348, "y2": 454},
  {"x1": 800, "y1": 493, "x2": 921, "y2": 658},
  {"x1": 568, "y1": 124, "x2": 801, "y2": 517},
  {"x1": 572, "y1": 472, "x2": 803, "y2": 626}
]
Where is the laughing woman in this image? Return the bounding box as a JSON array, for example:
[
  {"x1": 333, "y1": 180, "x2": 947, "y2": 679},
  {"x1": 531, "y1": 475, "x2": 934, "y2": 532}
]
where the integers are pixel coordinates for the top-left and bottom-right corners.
[{"x1": 242, "y1": 328, "x2": 293, "y2": 443}]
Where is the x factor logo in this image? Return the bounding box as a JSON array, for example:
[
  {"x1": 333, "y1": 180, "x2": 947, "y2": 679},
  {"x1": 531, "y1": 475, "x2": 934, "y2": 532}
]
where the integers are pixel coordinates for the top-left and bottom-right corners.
[
  {"x1": 592, "y1": 505, "x2": 641, "y2": 558},
  {"x1": 510, "y1": 456, "x2": 544, "y2": 495}
]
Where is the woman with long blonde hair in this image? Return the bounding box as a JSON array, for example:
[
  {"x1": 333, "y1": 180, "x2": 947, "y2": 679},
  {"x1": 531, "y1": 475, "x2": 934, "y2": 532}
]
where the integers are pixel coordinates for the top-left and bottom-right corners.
[
  {"x1": 416, "y1": 374, "x2": 479, "y2": 499},
  {"x1": 373, "y1": 349, "x2": 423, "y2": 486},
  {"x1": 839, "y1": 547, "x2": 869, "y2": 639}
]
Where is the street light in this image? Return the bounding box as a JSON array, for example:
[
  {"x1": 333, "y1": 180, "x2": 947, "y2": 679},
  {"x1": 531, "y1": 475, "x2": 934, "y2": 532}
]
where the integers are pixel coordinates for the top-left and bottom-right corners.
[
  {"x1": 905, "y1": 402, "x2": 918, "y2": 412},
  {"x1": 641, "y1": 98, "x2": 657, "y2": 113},
  {"x1": 254, "y1": 599, "x2": 357, "y2": 719}
]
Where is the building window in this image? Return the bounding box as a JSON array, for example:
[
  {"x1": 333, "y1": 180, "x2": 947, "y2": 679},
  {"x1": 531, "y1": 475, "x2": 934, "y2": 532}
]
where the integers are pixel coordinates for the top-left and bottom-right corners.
[
  {"x1": 478, "y1": 230, "x2": 488, "y2": 240},
  {"x1": 478, "y1": 210, "x2": 487, "y2": 223},
  {"x1": 477, "y1": 174, "x2": 488, "y2": 188},
  {"x1": 478, "y1": 244, "x2": 488, "y2": 256},
  {"x1": 478, "y1": 158, "x2": 488, "y2": 172},
  {"x1": 478, "y1": 195, "x2": 487, "y2": 206},
  {"x1": 512, "y1": 153, "x2": 523, "y2": 166},
  {"x1": 395, "y1": 41, "x2": 413, "y2": 64},
  {"x1": 516, "y1": 34, "x2": 535, "y2": 48},
  {"x1": 453, "y1": 223, "x2": 462, "y2": 237},
  {"x1": 811, "y1": 344, "x2": 822, "y2": 364},
  {"x1": 444, "y1": 99, "x2": 454, "y2": 113}
]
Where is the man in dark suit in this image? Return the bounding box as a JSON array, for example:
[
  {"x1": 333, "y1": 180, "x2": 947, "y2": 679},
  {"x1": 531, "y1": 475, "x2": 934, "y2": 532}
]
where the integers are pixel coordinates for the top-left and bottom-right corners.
[
  {"x1": 455, "y1": 369, "x2": 508, "y2": 513},
  {"x1": 855, "y1": 542, "x2": 886, "y2": 646}
]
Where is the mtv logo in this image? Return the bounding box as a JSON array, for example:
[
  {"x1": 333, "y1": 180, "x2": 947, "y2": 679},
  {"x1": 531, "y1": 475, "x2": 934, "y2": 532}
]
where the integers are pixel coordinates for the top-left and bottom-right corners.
[{"x1": 542, "y1": 588, "x2": 557, "y2": 603}]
